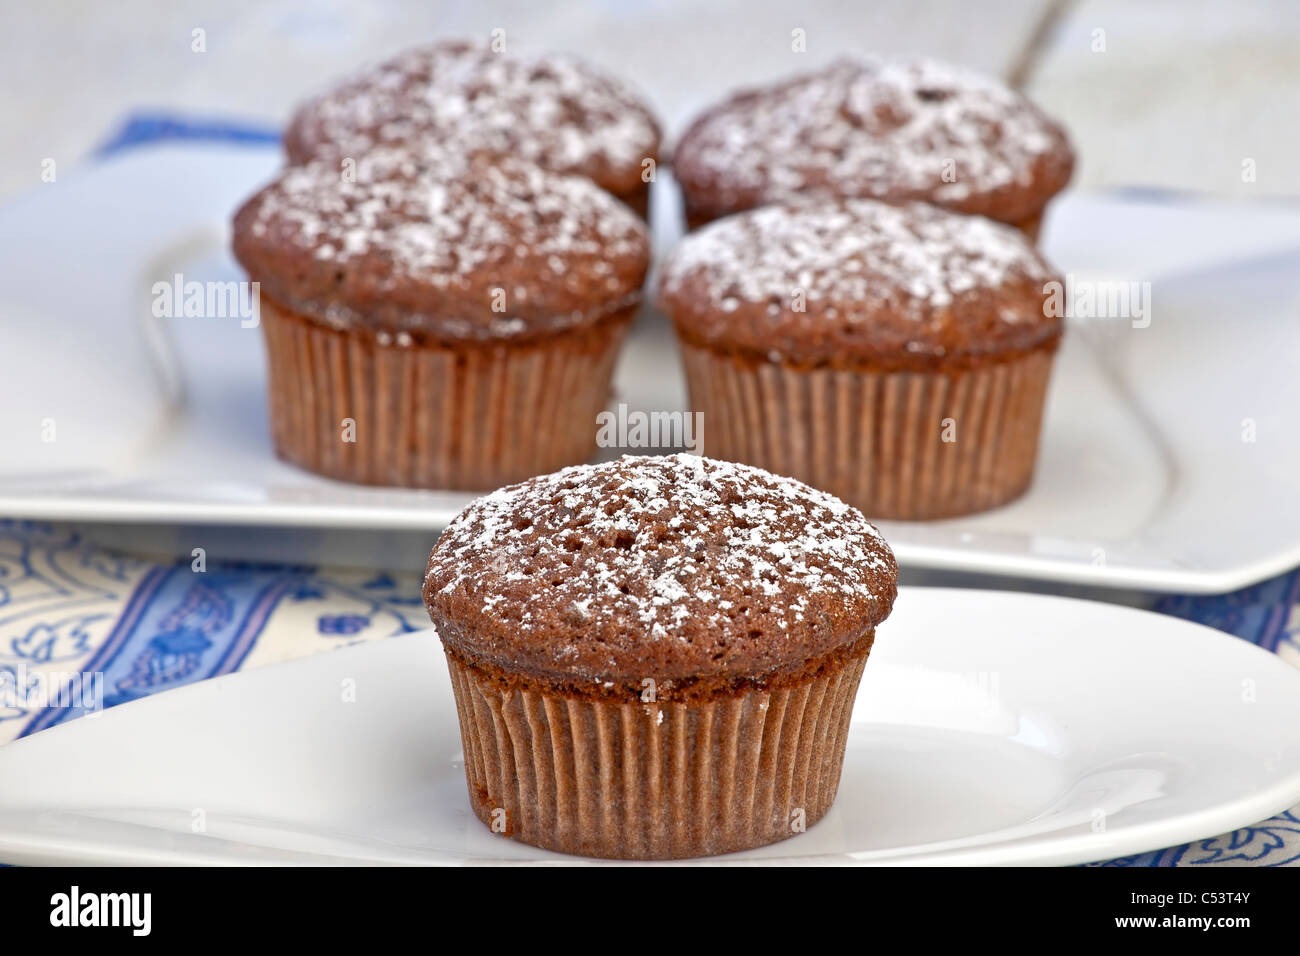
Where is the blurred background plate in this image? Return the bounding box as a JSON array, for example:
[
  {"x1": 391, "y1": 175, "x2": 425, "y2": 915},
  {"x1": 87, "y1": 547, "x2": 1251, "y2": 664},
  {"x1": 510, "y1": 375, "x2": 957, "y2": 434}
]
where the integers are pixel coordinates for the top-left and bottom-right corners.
[{"x1": 2, "y1": 143, "x2": 1300, "y2": 591}]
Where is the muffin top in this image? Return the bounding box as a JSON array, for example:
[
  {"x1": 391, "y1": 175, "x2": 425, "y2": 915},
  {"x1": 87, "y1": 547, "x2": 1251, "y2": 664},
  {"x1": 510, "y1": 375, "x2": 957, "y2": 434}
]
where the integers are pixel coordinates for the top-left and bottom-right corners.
[
  {"x1": 673, "y1": 56, "x2": 1073, "y2": 225},
  {"x1": 284, "y1": 39, "x2": 661, "y2": 199},
  {"x1": 231, "y1": 147, "x2": 649, "y2": 342},
  {"x1": 423, "y1": 453, "x2": 897, "y2": 698},
  {"x1": 658, "y1": 198, "x2": 1062, "y2": 367}
]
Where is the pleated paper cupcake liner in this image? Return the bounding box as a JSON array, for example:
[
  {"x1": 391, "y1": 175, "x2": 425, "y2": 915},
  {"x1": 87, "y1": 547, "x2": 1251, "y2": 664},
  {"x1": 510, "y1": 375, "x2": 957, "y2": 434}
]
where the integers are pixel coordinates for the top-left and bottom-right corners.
[
  {"x1": 679, "y1": 342, "x2": 1056, "y2": 520},
  {"x1": 260, "y1": 300, "x2": 633, "y2": 490},
  {"x1": 445, "y1": 645, "x2": 871, "y2": 860}
]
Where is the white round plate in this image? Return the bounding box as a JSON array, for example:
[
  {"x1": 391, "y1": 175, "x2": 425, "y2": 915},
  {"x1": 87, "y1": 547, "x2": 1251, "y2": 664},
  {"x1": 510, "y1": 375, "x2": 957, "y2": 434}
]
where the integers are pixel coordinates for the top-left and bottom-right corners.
[{"x1": 0, "y1": 587, "x2": 1297, "y2": 866}]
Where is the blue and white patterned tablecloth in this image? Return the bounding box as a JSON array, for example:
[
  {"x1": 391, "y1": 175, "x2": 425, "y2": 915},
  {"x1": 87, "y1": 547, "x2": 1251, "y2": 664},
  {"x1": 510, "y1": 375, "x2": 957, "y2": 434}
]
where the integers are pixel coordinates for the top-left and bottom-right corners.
[
  {"x1": 1, "y1": 518, "x2": 1297, "y2": 866},
  {"x1": 3, "y1": 117, "x2": 1298, "y2": 866}
]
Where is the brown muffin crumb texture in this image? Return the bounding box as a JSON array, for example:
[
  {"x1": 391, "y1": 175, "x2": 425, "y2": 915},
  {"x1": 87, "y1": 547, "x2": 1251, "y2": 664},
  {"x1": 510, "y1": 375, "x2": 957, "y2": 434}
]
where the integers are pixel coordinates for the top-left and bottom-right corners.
[
  {"x1": 673, "y1": 56, "x2": 1073, "y2": 226},
  {"x1": 284, "y1": 39, "x2": 661, "y2": 199},
  {"x1": 423, "y1": 454, "x2": 897, "y2": 698},
  {"x1": 231, "y1": 147, "x2": 649, "y2": 343},
  {"x1": 658, "y1": 198, "x2": 1062, "y2": 368}
]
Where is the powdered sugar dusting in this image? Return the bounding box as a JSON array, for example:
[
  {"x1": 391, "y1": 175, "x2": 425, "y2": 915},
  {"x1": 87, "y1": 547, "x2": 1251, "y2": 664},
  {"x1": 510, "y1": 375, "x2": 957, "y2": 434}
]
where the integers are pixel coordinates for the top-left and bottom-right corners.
[
  {"x1": 287, "y1": 40, "x2": 660, "y2": 186},
  {"x1": 426, "y1": 453, "x2": 895, "y2": 640},
  {"x1": 661, "y1": 198, "x2": 1053, "y2": 317},
  {"x1": 675, "y1": 56, "x2": 1072, "y2": 221},
  {"x1": 235, "y1": 146, "x2": 648, "y2": 337}
]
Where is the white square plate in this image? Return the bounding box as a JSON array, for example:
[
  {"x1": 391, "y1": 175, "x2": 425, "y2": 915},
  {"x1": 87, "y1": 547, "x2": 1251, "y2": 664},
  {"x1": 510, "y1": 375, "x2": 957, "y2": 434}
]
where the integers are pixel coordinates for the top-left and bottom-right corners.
[{"x1": 2, "y1": 144, "x2": 1300, "y2": 592}]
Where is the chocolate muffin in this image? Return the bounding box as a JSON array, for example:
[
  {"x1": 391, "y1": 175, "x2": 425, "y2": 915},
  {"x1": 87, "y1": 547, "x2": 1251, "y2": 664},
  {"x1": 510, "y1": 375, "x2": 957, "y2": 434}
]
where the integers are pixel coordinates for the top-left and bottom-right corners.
[
  {"x1": 423, "y1": 453, "x2": 898, "y2": 859},
  {"x1": 658, "y1": 199, "x2": 1062, "y2": 520},
  {"x1": 285, "y1": 39, "x2": 662, "y2": 216},
  {"x1": 673, "y1": 56, "x2": 1073, "y2": 238},
  {"x1": 232, "y1": 147, "x2": 649, "y2": 489}
]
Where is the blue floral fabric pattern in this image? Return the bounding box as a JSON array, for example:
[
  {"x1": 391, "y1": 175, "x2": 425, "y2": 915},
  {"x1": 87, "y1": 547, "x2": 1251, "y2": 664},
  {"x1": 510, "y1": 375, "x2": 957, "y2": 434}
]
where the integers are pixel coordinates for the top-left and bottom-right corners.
[{"x1": 0, "y1": 522, "x2": 430, "y2": 738}]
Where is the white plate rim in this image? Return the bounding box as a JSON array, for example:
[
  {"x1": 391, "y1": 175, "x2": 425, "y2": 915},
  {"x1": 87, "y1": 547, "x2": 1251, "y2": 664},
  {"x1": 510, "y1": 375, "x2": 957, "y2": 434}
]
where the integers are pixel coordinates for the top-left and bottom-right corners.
[{"x1": 1, "y1": 587, "x2": 1298, "y2": 866}]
